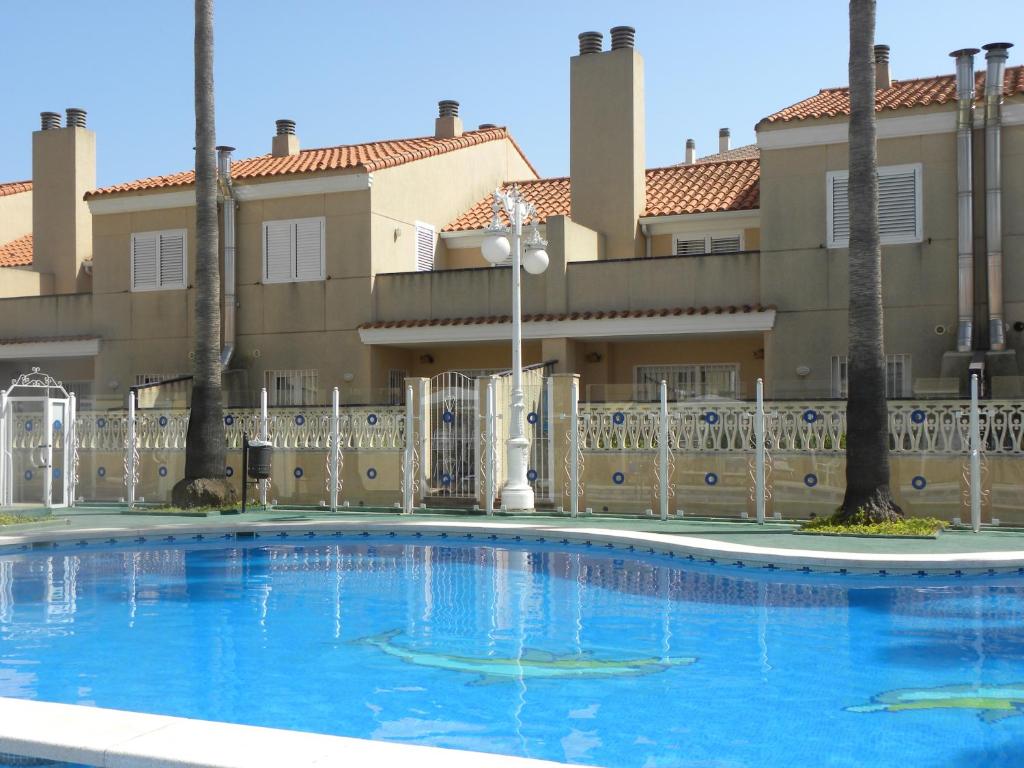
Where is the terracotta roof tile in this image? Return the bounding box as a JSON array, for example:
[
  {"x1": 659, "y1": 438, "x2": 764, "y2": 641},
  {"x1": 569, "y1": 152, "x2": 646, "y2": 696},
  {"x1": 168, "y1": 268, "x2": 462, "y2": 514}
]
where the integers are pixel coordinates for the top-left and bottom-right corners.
[
  {"x1": 360, "y1": 304, "x2": 776, "y2": 330},
  {"x1": 692, "y1": 144, "x2": 760, "y2": 164},
  {"x1": 0, "y1": 334, "x2": 99, "y2": 346},
  {"x1": 87, "y1": 128, "x2": 535, "y2": 198},
  {"x1": 444, "y1": 158, "x2": 760, "y2": 231},
  {"x1": 760, "y1": 65, "x2": 1024, "y2": 125},
  {"x1": 0, "y1": 234, "x2": 32, "y2": 267},
  {"x1": 0, "y1": 180, "x2": 31, "y2": 198}
]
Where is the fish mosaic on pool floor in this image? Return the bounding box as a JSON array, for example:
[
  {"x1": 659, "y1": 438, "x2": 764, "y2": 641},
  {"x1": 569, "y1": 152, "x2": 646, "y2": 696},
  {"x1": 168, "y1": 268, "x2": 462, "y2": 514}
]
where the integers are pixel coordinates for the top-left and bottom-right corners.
[
  {"x1": 847, "y1": 684, "x2": 1024, "y2": 722},
  {"x1": 355, "y1": 629, "x2": 696, "y2": 686}
]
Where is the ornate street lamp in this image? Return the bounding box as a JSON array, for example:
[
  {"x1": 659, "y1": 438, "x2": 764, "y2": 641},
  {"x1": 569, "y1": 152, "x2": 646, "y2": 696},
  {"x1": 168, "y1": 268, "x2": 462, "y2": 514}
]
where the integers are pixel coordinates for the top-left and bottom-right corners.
[{"x1": 481, "y1": 186, "x2": 549, "y2": 511}]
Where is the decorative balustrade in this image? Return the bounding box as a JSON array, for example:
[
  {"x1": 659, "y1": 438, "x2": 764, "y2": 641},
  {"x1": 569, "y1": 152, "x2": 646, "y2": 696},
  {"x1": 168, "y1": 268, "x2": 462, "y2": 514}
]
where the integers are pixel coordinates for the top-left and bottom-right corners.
[
  {"x1": 71, "y1": 406, "x2": 406, "y2": 452},
  {"x1": 580, "y1": 400, "x2": 1024, "y2": 455}
]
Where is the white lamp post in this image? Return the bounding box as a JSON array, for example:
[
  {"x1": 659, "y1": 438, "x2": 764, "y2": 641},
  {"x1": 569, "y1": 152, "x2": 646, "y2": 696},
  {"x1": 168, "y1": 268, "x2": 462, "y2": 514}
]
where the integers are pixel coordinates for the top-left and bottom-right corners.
[{"x1": 481, "y1": 186, "x2": 549, "y2": 512}]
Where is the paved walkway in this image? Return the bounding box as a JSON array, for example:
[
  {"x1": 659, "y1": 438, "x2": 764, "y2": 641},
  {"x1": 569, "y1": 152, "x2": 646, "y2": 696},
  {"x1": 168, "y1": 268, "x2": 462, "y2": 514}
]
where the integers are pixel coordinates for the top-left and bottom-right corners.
[{"x1": 3, "y1": 505, "x2": 1024, "y2": 572}]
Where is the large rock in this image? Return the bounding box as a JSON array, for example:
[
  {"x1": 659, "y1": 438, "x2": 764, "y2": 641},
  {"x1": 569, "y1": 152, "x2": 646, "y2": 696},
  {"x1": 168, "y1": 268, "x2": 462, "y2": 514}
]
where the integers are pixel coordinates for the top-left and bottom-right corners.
[{"x1": 171, "y1": 477, "x2": 238, "y2": 509}]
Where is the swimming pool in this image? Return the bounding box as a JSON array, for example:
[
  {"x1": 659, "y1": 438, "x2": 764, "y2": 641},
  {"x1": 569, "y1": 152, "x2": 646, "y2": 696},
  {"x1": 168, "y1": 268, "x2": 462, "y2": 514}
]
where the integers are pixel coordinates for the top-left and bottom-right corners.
[{"x1": 1, "y1": 533, "x2": 1022, "y2": 767}]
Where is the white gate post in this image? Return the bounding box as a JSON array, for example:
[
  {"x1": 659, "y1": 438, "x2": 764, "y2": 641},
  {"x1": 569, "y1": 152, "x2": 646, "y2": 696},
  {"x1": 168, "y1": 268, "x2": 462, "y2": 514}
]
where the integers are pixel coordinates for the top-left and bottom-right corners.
[
  {"x1": 329, "y1": 386, "x2": 340, "y2": 512},
  {"x1": 126, "y1": 391, "x2": 137, "y2": 509},
  {"x1": 258, "y1": 387, "x2": 268, "y2": 507},
  {"x1": 755, "y1": 377, "x2": 766, "y2": 526},
  {"x1": 418, "y1": 378, "x2": 429, "y2": 500},
  {"x1": 969, "y1": 373, "x2": 982, "y2": 533},
  {"x1": 658, "y1": 380, "x2": 669, "y2": 521},
  {"x1": 569, "y1": 377, "x2": 580, "y2": 518},
  {"x1": 485, "y1": 377, "x2": 496, "y2": 516},
  {"x1": 403, "y1": 385, "x2": 415, "y2": 515},
  {"x1": 0, "y1": 389, "x2": 9, "y2": 507},
  {"x1": 67, "y1": 393, "x2": 77, "y2": 505},
  {"x1": 545, "y1": 376, "x2": 555, "y2": 502}
]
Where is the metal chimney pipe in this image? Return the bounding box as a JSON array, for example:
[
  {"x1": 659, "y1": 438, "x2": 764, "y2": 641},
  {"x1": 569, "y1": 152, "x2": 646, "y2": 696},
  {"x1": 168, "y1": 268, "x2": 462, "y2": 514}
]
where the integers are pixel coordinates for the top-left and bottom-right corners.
[
  {"x1": 982, "y1": 42, "x2": 1012, "y2": 350},
  {"x1": 719, "y1": 128, "x2": 731, "y2": 154},
  {"x1": 610, "y1": 26, "x2": 635, "y2": 50},
  {"x1": 217, "y1": 146, "x2": 237, "y2": 368},
  {"x1": 40, "y1": 112, "x2": 61, "y2": 130},
  {"x1": 65, "y1": 107, "x2": 87, "y2": 128},
  {"x1": 578, "y1": 31, "x2": 603, "y2": 55},
  {"x1": 873, "y1": 45, "x2": 892, "y2": 88},
  {"x1": 684, "y1": 138, "x2": 695, "y2": 165},
  {"x1": 275, "y1": 119, "x2": 296, "y2": 136},
  {"x1": 950, "y1": 47, "x2": 980, "y2": 352},
  {"x1": 438, "y1": 100, "x2": 460, "y2": 118}
]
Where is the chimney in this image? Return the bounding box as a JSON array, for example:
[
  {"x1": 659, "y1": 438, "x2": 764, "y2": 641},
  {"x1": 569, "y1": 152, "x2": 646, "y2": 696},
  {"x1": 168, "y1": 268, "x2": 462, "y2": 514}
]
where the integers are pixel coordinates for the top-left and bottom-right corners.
[
  {"x1": 684, "y1": 139, "x2": 696, "y2": 165},
  {"x1": 272, "y1": 119, "x2": 300, "y2": 157},
  {"x1": 874, "y1": 45, "x2": 892, "y2": 89},
  {"x1": 719, "y1": 128, "x2": 731, "y2": 154},
  {"x1": 435, "y1": 100, "x2": 463, "y2": 139},
  {"x1": 570, "y1": 26, "x2": 645, "y2": 259},
  {"x1": 32, "y1": 106, "x2": 95, "y2": 293}
]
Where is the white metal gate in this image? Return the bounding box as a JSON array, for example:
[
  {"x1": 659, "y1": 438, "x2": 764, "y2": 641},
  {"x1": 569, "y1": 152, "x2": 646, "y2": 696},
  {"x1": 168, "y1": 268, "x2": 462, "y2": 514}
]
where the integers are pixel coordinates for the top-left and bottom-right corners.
[
  {"x1": 430, "y1": 371, "x2": 478, "y2": 498},
  {"x1": 0, "y1": 368, "x2": 77, "y2": 509}
]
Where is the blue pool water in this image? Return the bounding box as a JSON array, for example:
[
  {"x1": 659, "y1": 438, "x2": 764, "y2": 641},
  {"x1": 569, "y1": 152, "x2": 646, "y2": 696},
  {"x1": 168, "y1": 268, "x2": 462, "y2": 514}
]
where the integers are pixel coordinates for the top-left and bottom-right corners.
[{"x1": 1, "y1": 535, "x2": 1024, "y2": 767}]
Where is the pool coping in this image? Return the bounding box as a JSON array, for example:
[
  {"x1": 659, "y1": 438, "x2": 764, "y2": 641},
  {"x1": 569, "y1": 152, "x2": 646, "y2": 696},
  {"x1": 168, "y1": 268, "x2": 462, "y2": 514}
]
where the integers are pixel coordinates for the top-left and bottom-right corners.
[
  {"x1": 3, "y1": 517, "x2": 1024, "y2": 574},
  {"x1": 0, "y1": 697, "x2": 575, "y2": 768}
]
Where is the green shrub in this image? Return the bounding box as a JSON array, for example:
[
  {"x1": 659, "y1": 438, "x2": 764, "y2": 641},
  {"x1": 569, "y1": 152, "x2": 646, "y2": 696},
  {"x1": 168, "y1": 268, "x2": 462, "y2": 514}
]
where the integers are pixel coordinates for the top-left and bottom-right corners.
[{"x1": 801, "y1": 512, "x2": 946, "y2": 537}]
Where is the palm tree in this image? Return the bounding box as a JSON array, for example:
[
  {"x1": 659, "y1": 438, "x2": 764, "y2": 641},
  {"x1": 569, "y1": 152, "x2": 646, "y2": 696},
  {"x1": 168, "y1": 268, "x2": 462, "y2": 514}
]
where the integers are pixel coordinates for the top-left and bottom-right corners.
[
  {"x1": 172, "y1": 0, "x2": 232, "y2": 507},
  {"x1": 837, "y1": 0, "x2": 902, "y2": 522}
]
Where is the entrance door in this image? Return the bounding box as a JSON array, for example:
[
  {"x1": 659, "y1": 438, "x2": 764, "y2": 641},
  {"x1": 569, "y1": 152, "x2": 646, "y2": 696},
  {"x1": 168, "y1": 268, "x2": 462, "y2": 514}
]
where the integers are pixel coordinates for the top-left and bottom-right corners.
[{"x1": 429, "y1": 372, "x2": 478, "y2": 498}]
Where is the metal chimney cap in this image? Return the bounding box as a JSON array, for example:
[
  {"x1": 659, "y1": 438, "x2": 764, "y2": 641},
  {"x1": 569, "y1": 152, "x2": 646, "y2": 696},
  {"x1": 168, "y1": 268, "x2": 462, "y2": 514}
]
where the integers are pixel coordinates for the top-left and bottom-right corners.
[
  {"x1": 872, "y1": 44, "x2": 890, "y2": 62},
  {"x1": 215, "y1": 145, "x2": 236, "y2": 153},
  {"x1": 40, "y1": 111, "x2": 62, "y2": 130},
  {"x1": 610, "y1": 26, "x2": 636, "y2": 50},
  {"x1": 478, "y1": 123, "x2": 497, "y2": 129},
  {"x1": 719, "y1": 127, "x2": 731, "y2": 136},
  {"x1": 65, "y1": 107, "x2": 87, "y2": 128},
  {"x1": 438, "y1": 100, "x2": 460, "y2": 117},
  {"x1": 275, "y1": 119, "x2": 296, "y2": 136},
  {"x1": 578, "y1": 31, "x2": 603, "y2": 55},
  {"x1": 685, "y1": 138, "x2": 695, "y2": 148},
  {"x1": 949, "y1": 47, "x2": 981, "y2": 57},
  {"x1": 982, "y1": 42, "x2": 1014, "y2": 52}
]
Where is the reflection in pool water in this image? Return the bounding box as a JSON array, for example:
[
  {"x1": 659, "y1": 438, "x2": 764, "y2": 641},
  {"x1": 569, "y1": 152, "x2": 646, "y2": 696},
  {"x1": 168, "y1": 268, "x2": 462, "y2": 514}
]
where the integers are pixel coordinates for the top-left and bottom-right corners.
[{"x1": 1, "y1": 537, "x2": 1024, "y2": 767}]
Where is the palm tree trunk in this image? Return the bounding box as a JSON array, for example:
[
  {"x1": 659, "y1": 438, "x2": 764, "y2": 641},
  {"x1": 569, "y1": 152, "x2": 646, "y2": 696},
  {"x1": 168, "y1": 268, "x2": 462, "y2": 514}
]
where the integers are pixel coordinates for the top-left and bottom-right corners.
[
  {"x1": 173, "y1": 0, "x2": 232, "y2": 507},
  {"x1": 837, "y1": 0, "x2": 902, "y2": 522}
]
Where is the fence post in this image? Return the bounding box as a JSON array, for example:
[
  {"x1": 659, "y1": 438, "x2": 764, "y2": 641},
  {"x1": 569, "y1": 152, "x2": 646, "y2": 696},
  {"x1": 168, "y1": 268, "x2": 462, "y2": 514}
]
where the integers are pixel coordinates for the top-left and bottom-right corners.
[
  {"x1": 329, "y1": 386, "x2": 340, "y2": 512},
  {"x1": 68, "y1": 392, "x2": 77, "y2": 505},
  {"x1": 970, "y1": 373, "x2": 982, "y2": 533},
  {"x1": 546, "y1": 376, "x2": 555, "y2": 503},
  {"x1": 417, "y1": 378, "x2": 430, "y2": 500},
  {"x1": 403, "y1": 384, "x2": 415, "y2": 515},
  {"x1": 258, "y1": 387, "x2": 268, "y2": 507},
  {"x1": 658, "y1": 380, "x2": 669, "y2": 521},
  {"x1": 755, "y1": 377, "x2": 766, "y2": 525},
  {"x1": 0, "y1": 389, "x2": 9, "y2": 507},
  {"x1": 569, "y1": 377, "x2": 580, "y2": 518},
  {"x1": 485, "y1": 377, "x2": 496, "y2": 515},
  {"x1": 126, "y1": 391, "x2": 137, "y2": 509}
]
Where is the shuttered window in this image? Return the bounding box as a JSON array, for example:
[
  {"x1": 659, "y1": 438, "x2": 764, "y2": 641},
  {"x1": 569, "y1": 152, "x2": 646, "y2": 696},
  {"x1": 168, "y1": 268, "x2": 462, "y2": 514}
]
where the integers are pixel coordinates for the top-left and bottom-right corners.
[
  {"x1": 827, "y1": 163, "x2": 922, "y2": 247},
  {"x1": 415, "y1": 222, "x2": 435, "y2": 271},
  {"x1": 672, "y1": 233, "x2": 743, "y2": 257},
  {"x1": 634, "y1": 363, "x2": 740, "y2": 402},
  {"x1": 262, "y1": 217, "x2": 325, "y2": 283},
  {"x1": 131, "y1": 230, "x2": 187, "y2": 291},
  {"x1": 830, "y1": 353, "x2": 911, "y2": 398}
]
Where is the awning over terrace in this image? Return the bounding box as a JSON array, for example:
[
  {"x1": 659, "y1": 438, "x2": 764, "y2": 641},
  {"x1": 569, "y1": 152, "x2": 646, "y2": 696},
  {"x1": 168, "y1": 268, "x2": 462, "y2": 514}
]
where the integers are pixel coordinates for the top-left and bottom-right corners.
[
  {"x1": 358, "y1": 305, "x2": 776, "y2": 346},
  {"x1": 0, "y1": 336, "x2": 101, "y2": 360}
]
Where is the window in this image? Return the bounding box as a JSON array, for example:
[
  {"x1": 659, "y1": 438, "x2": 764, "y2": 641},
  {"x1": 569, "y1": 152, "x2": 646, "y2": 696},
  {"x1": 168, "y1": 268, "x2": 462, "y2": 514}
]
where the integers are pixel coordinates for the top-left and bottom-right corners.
[
  {"x1": 388, "y1": 368, "x2": 408, "y2": 405},
  {"x1": 827, "y1": 164, "x2": 922, "y2": 248},
  {"x1": 262, "y1": 217, "x2": 325, "y2": 283},
  {"x1": 672, "y1": 233, "x2": 743, "y2": 257},
  {"x1": 830, "y1": 354, "x2": 911, "y2": 399},
  {"x1": 131, "y1": 230, "x2": 187, "y2": 291},
  {"x1": 134, "y1": 373, "x2": 188, "y2": 386},
  {"x1": 415, "y1": 222, "x2": 435, "y2": 271},
  {"x1": 266, "y1": 369, "x2": 319, "y2": 406},
  {"x1": 634, "y1": 364, "x2": 740, "y2": 402}
]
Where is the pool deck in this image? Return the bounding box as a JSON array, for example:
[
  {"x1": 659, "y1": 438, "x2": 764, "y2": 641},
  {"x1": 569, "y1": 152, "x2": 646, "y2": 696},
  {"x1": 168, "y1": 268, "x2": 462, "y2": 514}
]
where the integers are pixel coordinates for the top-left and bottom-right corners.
[{"x1": 4, "y1": 505, "x2": 1024, "y2": 574}]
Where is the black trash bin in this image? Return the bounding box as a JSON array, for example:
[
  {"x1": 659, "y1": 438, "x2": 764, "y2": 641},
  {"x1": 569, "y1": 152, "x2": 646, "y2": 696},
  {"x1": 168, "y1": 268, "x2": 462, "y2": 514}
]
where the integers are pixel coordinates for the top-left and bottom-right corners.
[{"x1": 247, "y1": 440, "x2": 272, "y2": 480}]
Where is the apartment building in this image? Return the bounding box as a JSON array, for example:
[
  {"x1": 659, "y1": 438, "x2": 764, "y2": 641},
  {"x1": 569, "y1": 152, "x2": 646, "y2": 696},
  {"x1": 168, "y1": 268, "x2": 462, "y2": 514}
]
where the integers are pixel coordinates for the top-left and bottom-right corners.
[{"x1": 0, "y1": 30, "x2": 1020, "y2": 405}]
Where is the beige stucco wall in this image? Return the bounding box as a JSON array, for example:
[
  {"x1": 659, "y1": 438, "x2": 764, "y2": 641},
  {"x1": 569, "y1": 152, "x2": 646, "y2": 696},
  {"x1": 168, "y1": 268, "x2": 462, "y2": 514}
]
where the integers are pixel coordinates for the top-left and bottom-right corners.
[
  {"x1": 0, "y1": 190, "x2": 31, "y2": 245},
  {"x1": 0, "y1": 267, "x2": 52, "y2": 298}
]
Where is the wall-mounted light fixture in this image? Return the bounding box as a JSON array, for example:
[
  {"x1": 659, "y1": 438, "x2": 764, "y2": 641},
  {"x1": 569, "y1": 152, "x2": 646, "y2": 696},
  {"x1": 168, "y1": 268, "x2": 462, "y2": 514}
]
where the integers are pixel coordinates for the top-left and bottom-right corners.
[
  {"x1": 342, "y1": 372, "x2": 355, "y2": 383},
  {"x1": 419, "y1": 354, "x2": 435, "y2": 364},
  {"x1": 795, "y1": 365, "x2": 811, "y2": 378},
  {"x1": 584, "y1": 352, "x2": 602, "y2": 363}
]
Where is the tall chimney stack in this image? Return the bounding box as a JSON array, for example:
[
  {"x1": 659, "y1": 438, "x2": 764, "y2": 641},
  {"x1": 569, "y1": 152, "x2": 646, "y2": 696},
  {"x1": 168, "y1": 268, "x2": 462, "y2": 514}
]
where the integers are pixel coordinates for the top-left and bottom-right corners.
[
  {"x1": 32, "y1": 106, "x2": 95, "y2": 293},
  {"x1": 271, "y1": 119, "x2": 300, "y2": 157},
  {"x1": 718, "y1": 128, "x2": 730, "y2": 154},
  {"x1": 570, "y1": 26, "x2": 645, "y2": 259},
  {"x1": 435, "y1": 100, "x2": 463, "y2": 139},
  {"x1": 684, "y1": 138, "x2": 696, "y2": 165},
  {"x1": 874, "y1": 45, "x2": 892, "y2": 89}
]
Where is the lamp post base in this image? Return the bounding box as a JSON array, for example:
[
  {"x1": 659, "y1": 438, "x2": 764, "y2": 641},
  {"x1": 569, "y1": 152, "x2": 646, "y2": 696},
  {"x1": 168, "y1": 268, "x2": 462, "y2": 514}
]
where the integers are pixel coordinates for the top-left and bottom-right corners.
[{"x1": 499, "y1": 484, "x2": 535, "y2": 514}]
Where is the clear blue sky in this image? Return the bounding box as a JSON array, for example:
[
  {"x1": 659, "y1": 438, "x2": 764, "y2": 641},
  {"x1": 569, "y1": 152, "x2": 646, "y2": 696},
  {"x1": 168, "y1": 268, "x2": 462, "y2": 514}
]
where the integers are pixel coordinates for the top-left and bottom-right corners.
[{"x1": 1, "y1": 0, "x2": 1018, "y2": 187}]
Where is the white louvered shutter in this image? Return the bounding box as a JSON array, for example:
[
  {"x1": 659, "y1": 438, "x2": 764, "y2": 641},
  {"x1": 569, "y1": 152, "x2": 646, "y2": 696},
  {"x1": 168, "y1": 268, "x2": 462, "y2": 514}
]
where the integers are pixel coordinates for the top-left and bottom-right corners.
[
  {"x1": 294, "y1": 218, "x2": 324, "y2": 281},
  {"x1": 158, "y1": 231, "x2": 185, "y2": 288},
  {"x1": 264, "y1": 220, "x2": 293, "y2": 282},
  {"x1": 415, "y1": 223, "x2": 435, "y2": 271},
  {"x1": 878, "y1": 169, "x2": 918, "y2": 240},
  {"x1": 674, "y1": 237, "x2": 706, "y2": 256},
  {"x1": 710, "y1": 235, "x2": 742, "y2": 254},
  {"x1": 830, "y1": 174, "x2": 850, "y2": 245},
  {"x1": 131, "y1": 232, "x2": 159, "y2": 290}
]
